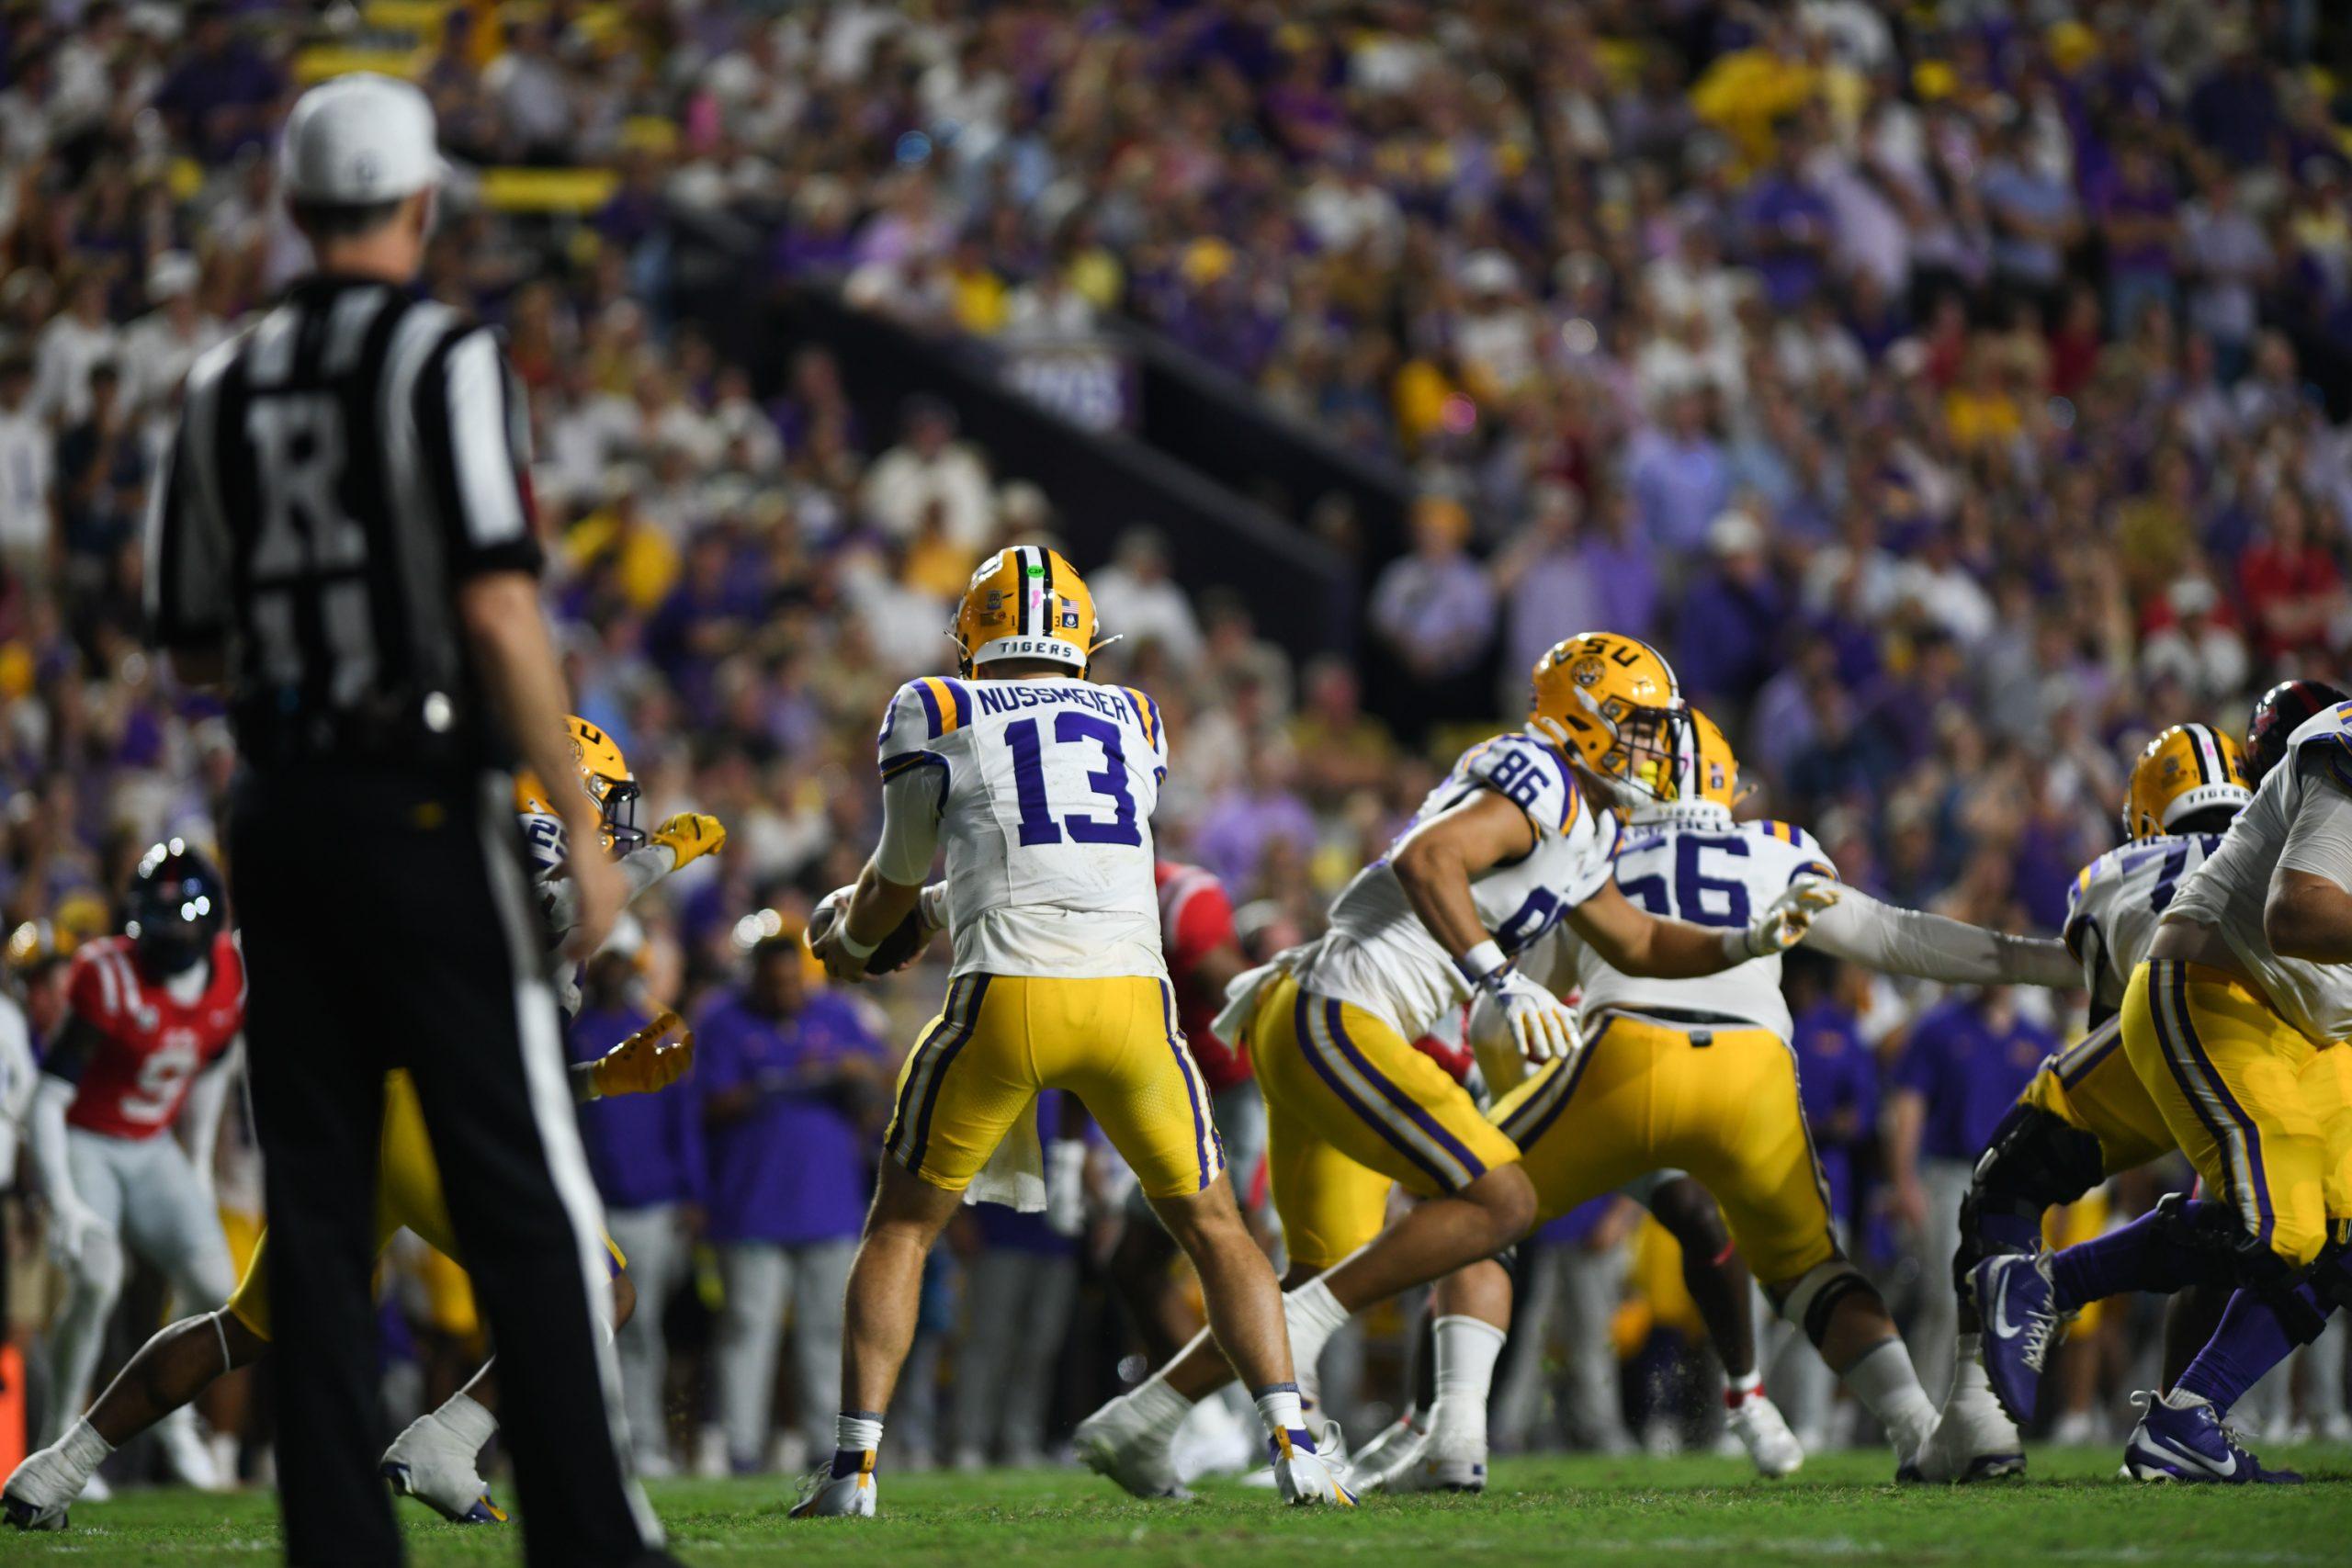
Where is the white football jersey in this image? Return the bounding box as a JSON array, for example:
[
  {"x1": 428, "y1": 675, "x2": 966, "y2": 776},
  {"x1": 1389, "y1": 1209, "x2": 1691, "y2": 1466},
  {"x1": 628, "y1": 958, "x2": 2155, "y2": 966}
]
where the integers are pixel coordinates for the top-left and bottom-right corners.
[
  {"x1": 1524, "y1": 810, "x2": 1837, "y2": 1040},
  {"x1": 2062, "y1": 830, "x2": 2228, "y2": 1017},
  {"x1": 876, "y1": 673, "x2": 1169, "y2": 980},
  {"x1": 1288, "y1": 732, "x2": 1618, "y2": 1039},
  {"x1": 2167, "y1": 704, "x2": 2352, "y2": 1043}
]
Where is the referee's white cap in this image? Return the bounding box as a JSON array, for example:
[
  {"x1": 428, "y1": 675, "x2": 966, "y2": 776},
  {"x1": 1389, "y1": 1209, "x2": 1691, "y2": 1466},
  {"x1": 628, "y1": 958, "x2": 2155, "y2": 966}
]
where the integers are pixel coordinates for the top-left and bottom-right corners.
[{"x1": 279, "y1": 73, "x2": 444, "y2": 205}]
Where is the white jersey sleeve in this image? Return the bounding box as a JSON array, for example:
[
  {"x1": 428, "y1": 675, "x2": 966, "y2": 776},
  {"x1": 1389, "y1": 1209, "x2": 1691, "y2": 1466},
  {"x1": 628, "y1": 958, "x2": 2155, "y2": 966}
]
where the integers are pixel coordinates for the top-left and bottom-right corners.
[
  {"x1": 2063, "y1": 832, "x2": 2225, "y2": 1018},
  {"x1": 1290, "y1": 732, "x2": 1618, "y2": 1039},
  {"x1": 2168, "y1": 703, "x2": 2352, "y2": 1043},
  {"x1": 899, "y1": 674, "x2": 1168, "y2": 980},
  {"x1": 1575, "y1": 816, "x2": 1836, "y2": 1037}
]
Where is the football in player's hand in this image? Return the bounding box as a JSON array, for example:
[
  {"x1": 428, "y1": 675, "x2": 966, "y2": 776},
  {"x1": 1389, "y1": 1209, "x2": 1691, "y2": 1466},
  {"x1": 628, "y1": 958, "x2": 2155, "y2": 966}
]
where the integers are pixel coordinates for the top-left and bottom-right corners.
[{"x1": 808, "y1": 886, "x2": 928, "y2": 975}]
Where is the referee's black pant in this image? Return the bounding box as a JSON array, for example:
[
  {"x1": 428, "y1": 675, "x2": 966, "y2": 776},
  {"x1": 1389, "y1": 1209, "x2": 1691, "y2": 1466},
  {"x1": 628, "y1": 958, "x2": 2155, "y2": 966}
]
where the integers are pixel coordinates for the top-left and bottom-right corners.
[{"x1": 230, "y1": 763, "x2": 667, "y2": 1568}]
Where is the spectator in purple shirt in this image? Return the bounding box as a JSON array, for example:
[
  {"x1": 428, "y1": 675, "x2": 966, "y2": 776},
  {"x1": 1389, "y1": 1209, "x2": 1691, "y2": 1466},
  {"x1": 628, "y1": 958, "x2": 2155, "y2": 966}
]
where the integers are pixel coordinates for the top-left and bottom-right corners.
[
  {"x1": 698, "y1": 932, "x2": 888, "y2": 1473},
  {"x1": 1737, "y1": 138, "x2": 1835, "y2": 310},
  {"x1": 1885, "y1": 989, "x2": 2055, "y2": 1402},
  {"x1": 152, "y1": 4, "x2": 284, "y2": 166},
  {"x1": 569, "y1": 933, "x2": 703, "y2": 1474},
  {"x1": 1625, "y1": 392, "x2": 1730, "y2": 560}
]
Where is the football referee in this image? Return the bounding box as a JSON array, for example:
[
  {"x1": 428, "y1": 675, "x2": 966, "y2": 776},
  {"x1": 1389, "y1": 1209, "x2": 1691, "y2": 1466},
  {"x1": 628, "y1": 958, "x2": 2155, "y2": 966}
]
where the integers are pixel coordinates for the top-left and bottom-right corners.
[{"x1": 142, "y1": 76, "x2": 674, "y2": 1568}]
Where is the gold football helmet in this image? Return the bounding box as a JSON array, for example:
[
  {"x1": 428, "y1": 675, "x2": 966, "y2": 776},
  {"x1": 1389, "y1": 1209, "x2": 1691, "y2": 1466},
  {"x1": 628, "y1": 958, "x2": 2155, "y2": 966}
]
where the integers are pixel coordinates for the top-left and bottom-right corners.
[
  {"x1": 1669, "y1": 707, "x2": 1740, "y2": 812},
  {"x1": 2123, "y1": 723, "x2": 2252, "y2": 840},
  {"x1": 514, "y1": 716, "x2": 646, "y2": 853},
  {"x1": 951, "y1": 545, "x2": 1100, "y2": 675},
  {"x1": 1529, "y1": 632, "x2": 1686, "y2": 803}
]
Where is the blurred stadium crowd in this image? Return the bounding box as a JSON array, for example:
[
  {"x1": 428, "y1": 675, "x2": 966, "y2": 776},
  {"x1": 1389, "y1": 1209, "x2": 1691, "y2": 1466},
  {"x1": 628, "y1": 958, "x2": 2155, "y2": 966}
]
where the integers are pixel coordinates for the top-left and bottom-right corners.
[{"x1": 2, "y1": 0, "x2": 2351, "y2": 1486}]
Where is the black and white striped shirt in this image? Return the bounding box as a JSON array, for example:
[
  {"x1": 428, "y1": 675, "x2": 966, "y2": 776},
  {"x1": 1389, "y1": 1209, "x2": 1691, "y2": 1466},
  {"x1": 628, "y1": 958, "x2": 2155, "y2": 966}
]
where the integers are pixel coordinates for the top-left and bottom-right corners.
[{"x1": 143, "y1": 275, "x2": 543, "y2": 768}]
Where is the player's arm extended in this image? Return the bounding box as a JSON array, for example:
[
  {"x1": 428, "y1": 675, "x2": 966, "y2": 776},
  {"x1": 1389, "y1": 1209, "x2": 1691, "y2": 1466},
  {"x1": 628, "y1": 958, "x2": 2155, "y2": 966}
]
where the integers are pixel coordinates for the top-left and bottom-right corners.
[
  {"x1": 2266, "y1": 769, "x2": 2352, "y2": 963},
  {"x1": 1566, "y1": 875, "x2": 1836, "y2": 977},
  {"x1": 1804, "y1": 889, "x2": 2080, "y2": 987},
  {"x1": 816, "y1": 770, "x2": 937, "y2": 982}
]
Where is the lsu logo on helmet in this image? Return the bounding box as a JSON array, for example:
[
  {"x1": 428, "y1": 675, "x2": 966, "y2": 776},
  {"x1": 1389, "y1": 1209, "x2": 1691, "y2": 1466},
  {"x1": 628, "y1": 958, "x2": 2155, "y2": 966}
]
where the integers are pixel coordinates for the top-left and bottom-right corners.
[
  {"x1": 514, "y1": 716, "x2": 647, "y2": 854},
  {"x1": 1528, "y1": 632, "x2": 1687, "y2": 803},
  {"x1": 952, "y1": 545, "x2": 1102, "y2": 675},
  {"x1": 2122, "y1": 723, "x2": 2252, "y2": 840}
]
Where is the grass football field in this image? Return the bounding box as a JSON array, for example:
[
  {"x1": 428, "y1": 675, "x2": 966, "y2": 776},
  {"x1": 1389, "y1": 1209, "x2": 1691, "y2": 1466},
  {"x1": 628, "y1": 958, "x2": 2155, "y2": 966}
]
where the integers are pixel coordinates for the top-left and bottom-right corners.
[{"x1": 11, "y1": 1447, "x2": 2352, "y2": 1567}]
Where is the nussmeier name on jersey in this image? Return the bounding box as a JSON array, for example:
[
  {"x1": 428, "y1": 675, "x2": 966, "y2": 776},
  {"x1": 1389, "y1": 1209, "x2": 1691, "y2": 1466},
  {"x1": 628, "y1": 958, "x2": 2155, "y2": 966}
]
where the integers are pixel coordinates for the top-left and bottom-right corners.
[
  {"x1": 876, "y1": 673, "x2": 1170, "y2": 981},
  {"x1": 1289, "y1": 732, "x2": 1617, "y2": 1040}
]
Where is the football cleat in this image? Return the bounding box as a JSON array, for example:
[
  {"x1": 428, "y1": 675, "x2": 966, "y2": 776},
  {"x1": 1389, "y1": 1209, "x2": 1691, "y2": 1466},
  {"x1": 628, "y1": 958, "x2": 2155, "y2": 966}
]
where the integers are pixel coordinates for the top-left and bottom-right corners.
[
  {"x1": 1269, "y1": 1426, "x2": 1355, "y2": 1506},
  {"x1": 1382, "y1": 1403, "x2": 1487, "y2": 1495},
  {"x1": 1344, "y1": 1413, "x2": 1422, "y2": 1488},
  {"x1": 1971, "y1": 1252, "x2": 2060, "y2": 1425},
  {"x1": 1725, "y1": 1391, "x2": 1804, "y2": 1478},
  {"x1": 1, "y1": 1445, "x2": 90, "y2": 1532},
  {"x1": 157, "y1": 1406, "x2": 228, "y2": 1492},
  {"x1": 1074, "y1": 1398, "x2": 1193, "y2": 1500},
  {"x1": 1912, "y1": 1390, "x2": 2026, "y2": 1483},
  {"x1": 2123, "y1": 1390, "x2": 2302, "y2": 1484},
  {"x1": 789, "y1": 1450, "x2": 878, "y2": 1517}
]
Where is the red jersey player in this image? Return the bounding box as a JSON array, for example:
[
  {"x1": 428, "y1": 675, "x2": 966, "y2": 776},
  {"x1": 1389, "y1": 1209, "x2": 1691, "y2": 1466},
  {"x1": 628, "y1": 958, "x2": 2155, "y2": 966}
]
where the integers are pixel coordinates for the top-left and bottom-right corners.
[{"x1": 26, "y1": 841, "x2": 243, "y2": 1496}]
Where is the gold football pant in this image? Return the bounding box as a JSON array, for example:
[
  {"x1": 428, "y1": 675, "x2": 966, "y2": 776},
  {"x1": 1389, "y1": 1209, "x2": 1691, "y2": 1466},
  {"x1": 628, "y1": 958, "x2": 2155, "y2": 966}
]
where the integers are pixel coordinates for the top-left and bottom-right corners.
[
  {"x1": 1249, "y1": 975, "x2": 1521, "y2": 1270},
  {"x1": 885, "y1": 973, "x2": 1226, "y2": 1200},
  {"x1": 2122, "y1": 958, "x2": 2352, "y2": 1270},
  {"x1": 2018, "y1": 1013, "x2": 2177, "y2": 1175},
  {"x1": 226, "y1": 1070, "x2": 624, "y2": 1340},
  {"x1": 1487, "y1": 1011, "x2": 1838, "y2": 1289}
]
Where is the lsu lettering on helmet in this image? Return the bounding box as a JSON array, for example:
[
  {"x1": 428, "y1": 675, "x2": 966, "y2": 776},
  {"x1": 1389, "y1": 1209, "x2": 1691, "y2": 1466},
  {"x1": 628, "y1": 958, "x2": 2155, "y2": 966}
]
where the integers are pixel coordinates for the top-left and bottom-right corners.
[
  {"x1": 2245, "y1": 679, "x2": 2351, "y2": 784},
  {"x1": 2123, "y1": 723, "x2": 2254, "y2": 840},
  {"x1": 515, "y1": 716, "x2": 646, "y2": 854},
  {"x1": 952, "y1": 545, "x2": 1101, "y2": 675},
  {"x1": 1528, "y1": 632, "x2": 1687, "y2": 804}
]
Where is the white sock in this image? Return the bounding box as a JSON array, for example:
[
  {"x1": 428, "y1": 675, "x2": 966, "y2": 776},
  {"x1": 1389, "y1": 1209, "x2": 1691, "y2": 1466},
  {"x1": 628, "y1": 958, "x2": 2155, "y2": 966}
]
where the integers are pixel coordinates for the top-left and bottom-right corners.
[
  {"x1": 1127, "y1": 1377, "x2": 1194, "y2": 1442},
  {"x1": 433, "y1": 1392, "x2": 497, "y2": 1456},
  {"x1": 1725, "y1": 1369, "x2": 1765, "y2": 1409},
  {"x1": 1842, "y1": 1338, "x2": 1938, "y2": 1456},
  {"x1": 1949, "y1": 1334, "x2": 1995, "y2": 1403},
  {"x1": 59, "y1": 1417, "x2": 112, "y2": 1478},
  {"x1": 1283, "y1": 1280, "x2": 1351, "y2": 1410},
  {"x1": 1252, "y1": 1384, "x2": 1306, "y2": 1444},
  {"x1": 834, "y1": 1412, "x2": 885, "y2": 1456},
  {"x1": 1431, "y1": 1314, "x2": 1506, "y2": 1429}
]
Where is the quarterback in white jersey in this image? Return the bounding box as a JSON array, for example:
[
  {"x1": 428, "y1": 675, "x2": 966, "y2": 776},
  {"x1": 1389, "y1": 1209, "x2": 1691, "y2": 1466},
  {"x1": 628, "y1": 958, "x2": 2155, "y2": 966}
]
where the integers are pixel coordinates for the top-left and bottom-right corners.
[
  {"x1": 803, "y1": 547, "x2": 1350, "y2": 1517},
  {"x1": 1077, "y1": 635, "x2": 1836, "y2": 1498}
]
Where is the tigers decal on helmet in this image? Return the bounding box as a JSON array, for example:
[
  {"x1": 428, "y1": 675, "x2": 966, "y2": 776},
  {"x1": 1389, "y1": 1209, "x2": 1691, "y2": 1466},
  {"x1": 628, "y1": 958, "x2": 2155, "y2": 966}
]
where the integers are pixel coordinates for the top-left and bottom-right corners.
[
  {"x1": 515, "y1": 716, "x2": 645, "y2": 855},
  {"x1": 951, "y1": 545, "x2": 1102, "y2": 675},
  {"x1": 2122, "y1": 723, "x2": 2253, "y2": 840}
]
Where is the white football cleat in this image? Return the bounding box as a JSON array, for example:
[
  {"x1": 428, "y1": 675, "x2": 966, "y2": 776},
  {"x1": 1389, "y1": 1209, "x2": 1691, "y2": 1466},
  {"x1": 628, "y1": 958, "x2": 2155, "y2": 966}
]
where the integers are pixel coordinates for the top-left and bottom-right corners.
[
  {"x1": 379, "y1": 1416, "x2": 503, "y2": 1524},
  {"x1": 157, "y1": 1407, "x2": 227, "y2": 1492},
  {"x1": 789, "y1": 1451, "x2": 878, "y2": 1517},
  {"x1": 1074, "y1": 1398, "x2": 1193, "y2": 1500},
  {"x1": 1383, "y1": 1401, "x2": 1487, "y2": 1494},
  {"x1": 1270, "y1": 1426, "x2": 1355, "y2": 1506},
  {"x1": 1725, "y1": 1391, "x2": 1804, "y2": 1478},
  {"x1": 2, "y1": 1445, "x2": 92, "y2": 1531},
  {"x1": 1912, "y1": 1385, "x2": 2026, "y2": 1483},
  {"x1": 1345, "y1": 1413, "x2": 1422, "y2": 1489}
]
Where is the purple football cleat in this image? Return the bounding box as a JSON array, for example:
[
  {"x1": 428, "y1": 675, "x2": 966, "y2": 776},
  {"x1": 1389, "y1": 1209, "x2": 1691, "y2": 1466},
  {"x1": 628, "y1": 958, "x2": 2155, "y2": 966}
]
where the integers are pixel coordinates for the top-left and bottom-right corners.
[
  {"x1": 1970, "y1": 1253, "x2": 2059, "y2": 1426},
  {"x1": 2123, "y1": 1390, "x2": 2302, "y2": 1484}
]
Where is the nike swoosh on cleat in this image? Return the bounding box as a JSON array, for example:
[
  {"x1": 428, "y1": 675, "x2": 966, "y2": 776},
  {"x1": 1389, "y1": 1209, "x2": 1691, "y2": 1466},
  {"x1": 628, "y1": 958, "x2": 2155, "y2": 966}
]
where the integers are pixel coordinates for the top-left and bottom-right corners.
[{"x1": 1988, "y1": 1277, "x2": 2021, "y2": 1340}]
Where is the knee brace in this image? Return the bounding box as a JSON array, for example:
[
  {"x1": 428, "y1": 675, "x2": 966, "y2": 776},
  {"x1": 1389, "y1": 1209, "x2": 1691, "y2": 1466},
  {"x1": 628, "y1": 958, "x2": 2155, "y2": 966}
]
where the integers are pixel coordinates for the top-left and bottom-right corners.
[
  {"x1": 1957, "y1": 1104, "x2": 2105, "y2": 1287},
  {"x1": 1777, "y1": 1258, "x2": 1879, "y2": 1348}
]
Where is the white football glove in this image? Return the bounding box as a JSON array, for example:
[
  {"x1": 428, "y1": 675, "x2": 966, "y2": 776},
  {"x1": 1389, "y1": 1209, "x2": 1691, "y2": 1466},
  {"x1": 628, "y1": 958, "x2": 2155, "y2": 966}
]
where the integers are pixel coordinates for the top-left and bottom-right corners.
[
  {"x1": 47, "y1": 1197, "x2": 110, "y2": 1269},
  {"x1": 1470, "y1": 967, "x2": 1583, "y2": 1066},
  {"x1": 1741, "y1": 874, "x2": 1842, "y2": 957}
]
